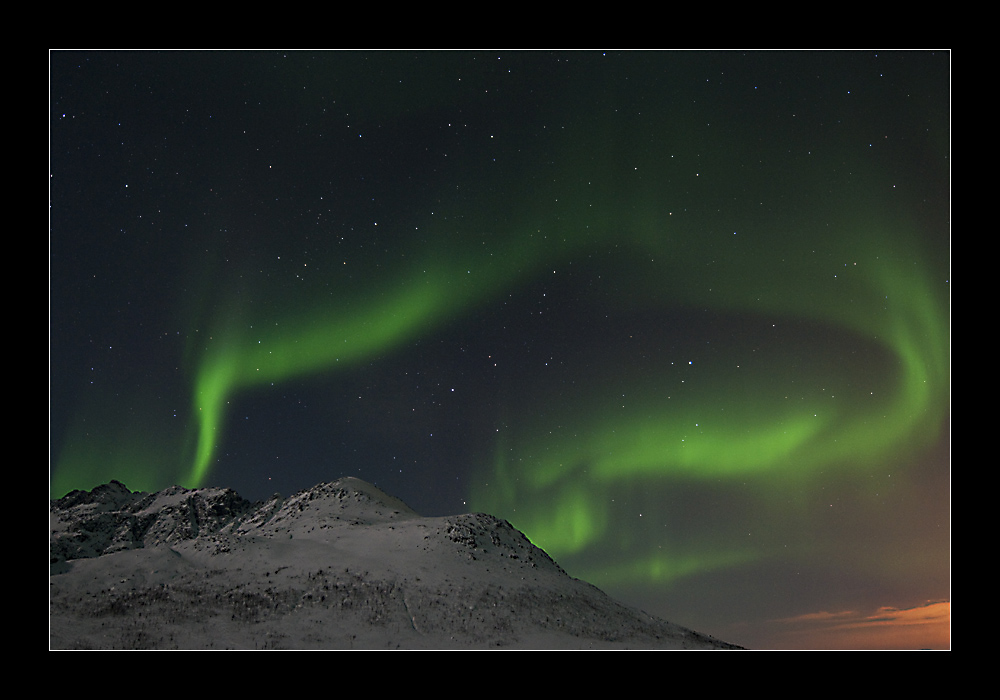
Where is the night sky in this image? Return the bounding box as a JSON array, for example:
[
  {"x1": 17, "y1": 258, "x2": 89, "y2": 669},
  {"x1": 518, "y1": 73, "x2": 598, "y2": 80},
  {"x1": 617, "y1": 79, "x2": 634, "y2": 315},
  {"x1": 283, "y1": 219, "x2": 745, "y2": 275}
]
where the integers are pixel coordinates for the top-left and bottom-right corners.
[{"x1": 50, "y1": 50, "x2": 950, "y2": 649}]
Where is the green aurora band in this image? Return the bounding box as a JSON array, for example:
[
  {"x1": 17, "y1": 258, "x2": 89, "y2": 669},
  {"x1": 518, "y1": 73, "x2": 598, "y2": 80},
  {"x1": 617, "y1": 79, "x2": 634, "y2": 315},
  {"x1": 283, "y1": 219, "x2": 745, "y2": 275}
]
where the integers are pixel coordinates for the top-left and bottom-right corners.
[
  {"x1": 183, "y1": 230, "x2": 559, "y2": 489},
  {"x1": 174, "y1": 194, "x2": 946, "y2": 593}
]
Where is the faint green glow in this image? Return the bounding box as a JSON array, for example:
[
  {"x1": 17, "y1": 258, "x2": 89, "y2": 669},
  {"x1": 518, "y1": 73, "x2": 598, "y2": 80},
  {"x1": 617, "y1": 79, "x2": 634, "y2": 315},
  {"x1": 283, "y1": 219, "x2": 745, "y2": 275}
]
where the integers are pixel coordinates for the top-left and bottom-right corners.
[
  {"x1": 605, "y1": 549, "x2": 759, "y2": 587},
  {"x1": 52, "y1": 388, "x2": 189, "y2": 498},
  {"x1": 53, "y1": 432, "x2": 169, "y2": 498}
]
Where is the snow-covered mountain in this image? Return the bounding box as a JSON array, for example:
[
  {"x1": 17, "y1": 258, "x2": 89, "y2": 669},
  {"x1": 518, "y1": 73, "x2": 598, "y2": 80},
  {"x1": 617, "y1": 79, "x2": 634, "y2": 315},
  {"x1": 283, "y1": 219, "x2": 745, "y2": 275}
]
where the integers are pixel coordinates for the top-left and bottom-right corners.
[{"x1": 49, "y1": 477, "x2": 742, "y2": 649}]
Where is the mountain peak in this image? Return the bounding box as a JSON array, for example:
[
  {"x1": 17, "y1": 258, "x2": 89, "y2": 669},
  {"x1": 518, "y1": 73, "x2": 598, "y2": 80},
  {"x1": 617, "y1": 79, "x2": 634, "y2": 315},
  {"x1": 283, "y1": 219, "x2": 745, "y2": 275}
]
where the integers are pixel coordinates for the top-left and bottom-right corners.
[{"x1": 50, "y1": 478, "x2": 742, "y2": 650}]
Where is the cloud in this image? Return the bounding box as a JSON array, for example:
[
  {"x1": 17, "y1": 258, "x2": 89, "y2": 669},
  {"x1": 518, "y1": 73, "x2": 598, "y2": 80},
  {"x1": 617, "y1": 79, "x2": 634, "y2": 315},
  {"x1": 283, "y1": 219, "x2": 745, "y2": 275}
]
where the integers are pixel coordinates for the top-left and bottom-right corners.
[{"x1": 770, "y1": 600, "x2": 950, "y2": 649}]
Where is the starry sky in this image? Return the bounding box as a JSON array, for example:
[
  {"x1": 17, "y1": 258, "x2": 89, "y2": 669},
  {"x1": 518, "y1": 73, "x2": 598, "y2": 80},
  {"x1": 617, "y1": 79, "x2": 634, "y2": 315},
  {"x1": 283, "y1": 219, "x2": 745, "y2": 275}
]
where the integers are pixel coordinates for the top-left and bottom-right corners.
[{"x1": 50, "y1": 50, "x2": 950, "y2": 649}]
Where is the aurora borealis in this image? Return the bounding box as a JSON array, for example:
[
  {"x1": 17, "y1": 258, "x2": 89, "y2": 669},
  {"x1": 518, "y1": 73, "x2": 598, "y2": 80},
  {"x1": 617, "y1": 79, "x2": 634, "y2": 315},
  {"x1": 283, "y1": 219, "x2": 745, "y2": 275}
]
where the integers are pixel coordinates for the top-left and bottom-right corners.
[{"x1": 50, "y1": 50, "x2": 950, "y2": 649}]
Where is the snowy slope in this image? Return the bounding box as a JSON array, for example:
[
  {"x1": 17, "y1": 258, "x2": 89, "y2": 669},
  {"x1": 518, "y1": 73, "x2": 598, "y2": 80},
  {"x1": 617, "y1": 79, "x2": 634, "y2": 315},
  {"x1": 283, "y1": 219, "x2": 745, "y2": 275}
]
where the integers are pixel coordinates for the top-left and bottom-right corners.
[{"x1": 49, "y1": 478, "x2": 742, "y2": 649}]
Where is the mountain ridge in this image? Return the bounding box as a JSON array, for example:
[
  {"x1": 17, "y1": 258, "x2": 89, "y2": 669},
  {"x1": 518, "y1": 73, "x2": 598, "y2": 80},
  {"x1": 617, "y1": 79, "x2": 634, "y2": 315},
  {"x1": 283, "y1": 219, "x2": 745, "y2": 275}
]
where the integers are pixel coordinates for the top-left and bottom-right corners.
[{"x1": 50, "y1": 478, "x2": 743, "y2": 650}]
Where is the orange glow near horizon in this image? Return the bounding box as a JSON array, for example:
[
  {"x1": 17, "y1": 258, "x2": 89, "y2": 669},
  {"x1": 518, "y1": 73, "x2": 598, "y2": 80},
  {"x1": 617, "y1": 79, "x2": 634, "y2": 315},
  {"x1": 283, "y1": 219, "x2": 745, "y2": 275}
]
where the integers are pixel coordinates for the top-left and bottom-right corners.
[{"x1": 762, "y1": 600, "x2": 950, "y2": 650}]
